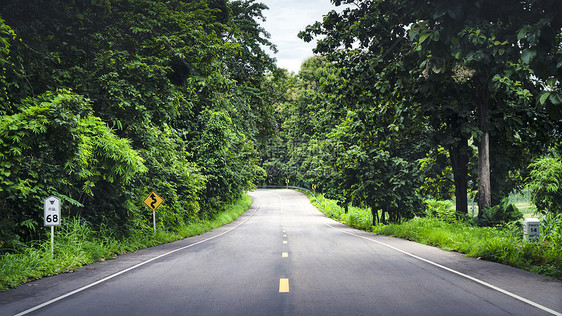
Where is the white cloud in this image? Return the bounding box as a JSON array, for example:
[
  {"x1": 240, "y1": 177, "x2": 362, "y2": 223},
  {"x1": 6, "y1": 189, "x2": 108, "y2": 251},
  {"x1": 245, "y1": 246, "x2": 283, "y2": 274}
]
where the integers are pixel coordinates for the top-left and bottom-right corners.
[{"x1": 259, "y1": 0, "x2": 339, "y2": 73}]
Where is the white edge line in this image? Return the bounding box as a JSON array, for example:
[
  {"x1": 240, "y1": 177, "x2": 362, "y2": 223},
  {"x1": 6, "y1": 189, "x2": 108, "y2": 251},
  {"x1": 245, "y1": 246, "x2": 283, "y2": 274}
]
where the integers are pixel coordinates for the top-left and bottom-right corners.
[
  {"x1": 292, "y1": 190, "x2": 561, "y2": 316},
  {"x1": 14, "y1": 200, "x2": 261, "y2": 316},
  {"x1": 325, "y1": 222, "x2": 562, "y2": 316}
]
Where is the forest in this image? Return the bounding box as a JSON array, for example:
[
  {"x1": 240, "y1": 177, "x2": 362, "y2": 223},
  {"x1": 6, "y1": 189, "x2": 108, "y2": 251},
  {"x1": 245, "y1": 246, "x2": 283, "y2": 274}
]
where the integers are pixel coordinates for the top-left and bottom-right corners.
[
  {"x1": 1, "y1": 0, "x2": 561, "y2": 287},
  {"x1": 0, "y1": 0, "x2": 279, "y2": 250},
  {"x1": 268, "y1": 0, "x2": 562, "y2": 224}
]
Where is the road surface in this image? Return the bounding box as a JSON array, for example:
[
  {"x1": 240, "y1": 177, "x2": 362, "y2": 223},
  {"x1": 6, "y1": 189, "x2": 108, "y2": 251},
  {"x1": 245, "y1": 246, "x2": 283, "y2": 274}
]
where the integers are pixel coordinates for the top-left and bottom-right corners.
[{"x1": 1, "y1": 189, "x2": 561, "y2": 315}]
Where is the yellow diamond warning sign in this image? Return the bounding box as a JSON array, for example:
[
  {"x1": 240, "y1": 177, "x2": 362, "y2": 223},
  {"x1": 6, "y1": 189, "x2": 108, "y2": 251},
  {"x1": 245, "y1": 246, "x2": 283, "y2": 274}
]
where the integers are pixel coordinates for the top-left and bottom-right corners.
[{"x1": 143, "y1": 191, "x2": 164, "y2": 211}]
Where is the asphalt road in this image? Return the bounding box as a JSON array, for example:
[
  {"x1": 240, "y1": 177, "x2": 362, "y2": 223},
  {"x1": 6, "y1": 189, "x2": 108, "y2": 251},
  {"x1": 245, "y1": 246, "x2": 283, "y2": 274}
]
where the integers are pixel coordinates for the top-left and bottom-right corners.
[{"x1": 1, "y1": 189, "x2": 561, "y2": 315}]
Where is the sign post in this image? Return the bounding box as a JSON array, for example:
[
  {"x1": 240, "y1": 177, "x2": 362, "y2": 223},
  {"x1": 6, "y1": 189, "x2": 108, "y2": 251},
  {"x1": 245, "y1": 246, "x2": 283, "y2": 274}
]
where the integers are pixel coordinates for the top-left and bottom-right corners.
[
  {"x1": 312, "y1": 184, "x2": 316, "y2": 196},
  {"x1": 523, "y1": 218, "x2": 540, "y2": 242},
  {"x1": 44, "y1": 196, "x2": 61, "y2": 256},
  {"x1": 143, "y1": 191, "x2": 164, "y2": 233},
  {"x1": 285, "y1": 179, "x2": 289, "y2": 188}
]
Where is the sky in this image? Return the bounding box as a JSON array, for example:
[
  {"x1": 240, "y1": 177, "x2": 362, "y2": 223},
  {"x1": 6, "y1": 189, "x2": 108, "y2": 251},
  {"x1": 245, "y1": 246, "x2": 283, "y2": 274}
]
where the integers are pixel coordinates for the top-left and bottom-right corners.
[{"x1": 258, "y1": 0, "x2": 341, "y2": 73}]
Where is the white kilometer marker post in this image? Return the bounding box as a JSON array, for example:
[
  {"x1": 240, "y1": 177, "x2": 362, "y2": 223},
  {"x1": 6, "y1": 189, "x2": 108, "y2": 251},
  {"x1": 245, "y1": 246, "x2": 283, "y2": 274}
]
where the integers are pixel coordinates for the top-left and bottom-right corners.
[
  {"x1": 44, "y1": 196, "x2": 61, "y2": 256},
  {"x1": 523, "y1": 218, "x2": 540, "y2": 242}
]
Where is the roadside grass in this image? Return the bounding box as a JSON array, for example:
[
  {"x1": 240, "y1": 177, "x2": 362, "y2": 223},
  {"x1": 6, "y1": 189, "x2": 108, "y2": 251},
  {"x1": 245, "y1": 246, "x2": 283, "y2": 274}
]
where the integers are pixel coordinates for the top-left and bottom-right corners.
[
  {"x1": 313, "y1": 195, "x2": 373, "y2": 231},
  {"x1": 307, "y1": 193, "x2": 562, "y2": 280},
  {"x1": 0, "y1": 195, "x2": 252, "y2": 291}
]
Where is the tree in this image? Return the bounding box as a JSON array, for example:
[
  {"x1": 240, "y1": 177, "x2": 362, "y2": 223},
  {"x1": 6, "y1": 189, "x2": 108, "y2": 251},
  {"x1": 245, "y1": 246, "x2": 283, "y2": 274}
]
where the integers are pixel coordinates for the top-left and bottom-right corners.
[
  {"x1": 0, "y1": 17, "x2": 19, "y2": 116},
  {"x1": 527, "y1": 156, "x2": 562, "y2": 215},
  {"x1": 327, "y1": 109, "x2": 426, "y2": 224},
  {"x1": 261, "y1": 55, "x2": 427, "y2": 223},
  {"x1": 224, "y1": 0, "x2": 277, "y2": 85},
  {"x1": 0, "y1": 0, "x2": 277, "y2": 248},
  {"x1": 194, "y1": 109, "x2": 264, "y2": 213},
  {"x1": 0, "y1": 91, "x2": 146, "y2": 247},
  {"x1": 300, "y1": 0, "x2": 561, "y2": 217},
  {"x1": 409, "y1": 0, "x2": 561, "y2": 212}
]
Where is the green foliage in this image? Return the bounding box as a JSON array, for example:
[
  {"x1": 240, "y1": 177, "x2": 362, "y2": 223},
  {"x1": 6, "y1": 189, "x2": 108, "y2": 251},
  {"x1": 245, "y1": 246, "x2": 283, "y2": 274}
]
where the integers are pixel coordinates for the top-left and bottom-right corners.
[
  {"x1": 474, "y1": 198, "x2": 523, "y2": 228},
  {"x1": 375, "y1": 217, "x2": 560, "y2": 279},
  {"x1": 299, "y1": 0, "x2": 561, "y2": 217},
  {"x1": 540, "y1": 212, "x2": 562, "y2": 249},
  {"x1": 262, "y1": 56, "x2": 427, "y2": 224},
  {"x1": 425, "y1": 199, "x2": 456, "y2": 222},
  {"x1": 225, "y1": 0, "x2": 277, "y2": 84},
  {"x1": 195, "y1": 110, "x2": 264, "y2": 214},
  {"x1": 310, "y1": 194, "x2": 373, "y2": 231},
  {"x1": 0, "y1": 90, "x2": 146, "y2": 249},
  {"x1": 527, "y1": 156, "x2": 562, "y2": 215},
  {"x1": 0, "y1": 17, "x2": 17, "y2": 114},
  {"x1": 0, "y1": 0, "x2": 273, "y2": 252},
  {"x1": 133, "y1": 124, "x2": 205, "y2": 233},
  {"x1": 419, "y1": 147, "x2": 454, "y2": 200}
]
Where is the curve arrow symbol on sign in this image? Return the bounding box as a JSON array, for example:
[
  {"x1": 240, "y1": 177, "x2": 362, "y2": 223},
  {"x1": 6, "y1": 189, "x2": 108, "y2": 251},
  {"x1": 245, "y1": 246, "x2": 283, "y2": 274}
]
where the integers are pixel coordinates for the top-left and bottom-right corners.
[
  {"x1": 150, "y1": 193, "x2": 157, "y2": 209},
  {"x1": 143, "y1": 191, "x2": 164, "y2": 211}
]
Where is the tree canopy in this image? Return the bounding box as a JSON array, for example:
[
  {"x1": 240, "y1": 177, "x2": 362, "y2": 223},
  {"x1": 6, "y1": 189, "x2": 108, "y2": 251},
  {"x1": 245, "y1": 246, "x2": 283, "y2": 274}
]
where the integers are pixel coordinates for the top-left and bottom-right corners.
[
  {"x1": 0, "y1": 0, "x2": 276, "y2": 249},
  {"x1": 1, "y1": 0, "x2": 561, "y2": 251},
  {"x1": 291, "y1": 0, "x2": 561, "y2": 220}
]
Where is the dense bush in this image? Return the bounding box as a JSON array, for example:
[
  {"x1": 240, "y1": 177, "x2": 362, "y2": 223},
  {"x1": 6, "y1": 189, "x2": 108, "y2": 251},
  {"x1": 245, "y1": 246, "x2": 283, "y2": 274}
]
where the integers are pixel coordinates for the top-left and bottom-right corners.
[
  {"x1": 0, "y1": 91, "x2": 145, "y2": 250},
  {"x1": 474, "y1": 198, "x2": 523, "y2": 228},
  {"x1": 541, "y1": 212, "x2": 562, "y2": 249},
  {"x1": 0, "y1": 0, "x2": 274, "y2": 252},
  {"x1": 425, "y1": 199, "x2": 456, "y2": 222},
  {"x1": 527, "y1": 157, "x2": 562, "y2": 215}
]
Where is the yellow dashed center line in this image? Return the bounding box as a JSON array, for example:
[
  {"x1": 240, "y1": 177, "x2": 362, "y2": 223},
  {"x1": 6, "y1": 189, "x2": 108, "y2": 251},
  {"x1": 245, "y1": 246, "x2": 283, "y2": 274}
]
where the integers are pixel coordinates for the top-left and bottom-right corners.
[
  {"x1": 283, "y1": 240, "x2": 287, "y2": 244},
  {"x1": 282, "y1": 252, "x2": 288, "y2": 257},
  {"x1": 283, "y1": 234, "x2": 287, "y2": 237},
  {"x1": 279, "y1": 278, "x2": 289, "y2": 292}
]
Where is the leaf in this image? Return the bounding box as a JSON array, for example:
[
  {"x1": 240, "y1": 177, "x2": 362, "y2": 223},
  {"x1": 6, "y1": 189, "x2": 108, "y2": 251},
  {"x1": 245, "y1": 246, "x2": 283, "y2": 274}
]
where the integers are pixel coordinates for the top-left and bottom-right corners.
[
  {"x1": 408, "y1": 28, "x2": 419, "y2": 42},
  {"x1": 549, "y1": 93, "x2": 561, "y2": 105},
  {"x1": 539, "y1": 92, "x2": 550, "y2": 105},
  {"x1": 431, "y1": 31, "x2": 440, "y2": 42},
  {"x1": 419, "y1": 32, "x2": 431, "y2": 44},
  {"x1": 517, "y1": 28, "x2": 527, "y2": 41},
  {"x1": 521, "y1": 49, "x2": 536, "y2": 64}
]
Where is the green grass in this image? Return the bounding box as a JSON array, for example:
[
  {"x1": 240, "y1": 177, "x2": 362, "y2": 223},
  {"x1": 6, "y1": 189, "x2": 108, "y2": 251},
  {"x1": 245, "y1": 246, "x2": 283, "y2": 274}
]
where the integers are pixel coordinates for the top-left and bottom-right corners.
[
  {"x1": 0, "y1": 195, "x2": 252, "y2": 291},
  {"x1": 311, "y1": 194, "x2": 374, "y2": 231},
  {"x1": 307, "y1": 192, "x2": 562, "y2": 280}
]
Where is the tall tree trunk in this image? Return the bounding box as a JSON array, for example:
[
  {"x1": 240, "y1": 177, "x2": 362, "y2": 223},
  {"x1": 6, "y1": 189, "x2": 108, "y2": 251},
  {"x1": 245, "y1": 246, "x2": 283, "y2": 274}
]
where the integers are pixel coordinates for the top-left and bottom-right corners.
[
  {"x1": 371, "y1": 204, "x2": 379, "y2": 226},
  {"x1": 478, "y1": 131, "x2": 491, "y2": 216},
  {"x1": 477, "y1": 91, "x2": 492, "y2": 218},
  {"x1": 449, "y1": 136, "x2": 469, "y2": 217}
]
